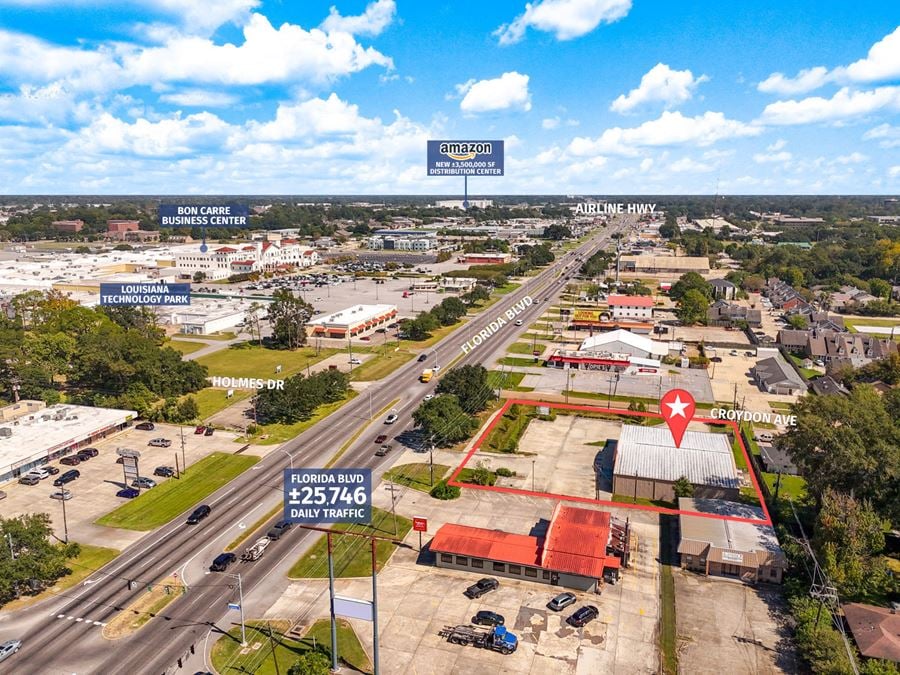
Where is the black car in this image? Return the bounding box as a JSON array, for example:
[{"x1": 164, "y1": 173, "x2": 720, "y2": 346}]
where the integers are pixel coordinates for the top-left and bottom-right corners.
[
  {"x1": 204, "y1": 427, "x2": 214, "y2": 436},
  {"x1": 187, "y1": 504, "x2": 211, "y2": 524},
  {"x1": 464, "y1": 577, "x2": 499, "y2": 599},
  {"x1": 567, "y1": 605, "x2": 599, "y2": 627},
  {"x1": 135, "y1": 422, "x2": 155, "y2": 431},
  {"x1": 266, "y1": 520, "x2": 292, "y2": 540},
  {"x1": 76, "y1": 447, "x2": 99, "y2": 460},
  {"x1": 59, "y1": 456, "x2": 81, "y2": 466},
  {"x1": 45, "y1": 466, "x2": 60, "y2": 475},
  {"x1": 471, "y1": 611, "x2": 505, "y2": 627},
  {"x1": 154, "y1": 466, "x2": 175, "y2": 478},
  {"x1": 18, "y1": 475, "x2": 40, "y2": 486},
  {"x1": 417, "y1": 354, "x2": 428, "y2": 362},
  {"x1": 209, "y1": 552, "x2": 236, "y2": 572},
  {"x1": 53, "y1": 469, "x2": 80, "y2": 487}
]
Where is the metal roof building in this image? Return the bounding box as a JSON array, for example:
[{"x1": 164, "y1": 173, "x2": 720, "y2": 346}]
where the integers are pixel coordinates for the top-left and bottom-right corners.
[{"x1": 613, "y1": 424, "x2": 740, "y2": 502}]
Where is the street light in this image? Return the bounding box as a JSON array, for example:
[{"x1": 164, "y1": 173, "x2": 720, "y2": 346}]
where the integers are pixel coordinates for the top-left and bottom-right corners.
[
  {"x1": 279, "y1": 447, "x2": 294, "y2": 470},
  {"x1": 532, "y1": 460, "x2": 536, "y2": 492},
  {"x1": 223, "y1": 572, "x2": 247, "y2": 647}
]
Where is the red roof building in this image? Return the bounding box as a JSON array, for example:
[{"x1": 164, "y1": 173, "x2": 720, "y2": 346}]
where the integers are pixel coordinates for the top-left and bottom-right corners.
[
  {"x1": 430, "y1": 504, "x2": 625, "y2": 592},
  {"x1": 607, "y1": 294, "x2": 654, "y2": 321},
  {"x1": 842, "y1": 603, "x2": 900, "y2": 663}
]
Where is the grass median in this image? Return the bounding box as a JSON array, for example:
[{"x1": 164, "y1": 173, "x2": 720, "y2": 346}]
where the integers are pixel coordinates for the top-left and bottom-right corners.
[
  {"x1": 349, "y1": 349, "x2": 416, "y2": 381},
  {"x1": 383, "y1": 463, "x2": 449, "y2": 492},
  {"x1": 288, "y1": 507, "x2": 412, "y2": 579},
  {"x1": 95, "y1": 452, "x2": 260, "y2": 531}
]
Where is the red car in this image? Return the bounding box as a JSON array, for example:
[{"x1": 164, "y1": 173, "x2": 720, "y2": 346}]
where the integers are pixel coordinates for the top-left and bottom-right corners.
[
  {"x1": 375, "y1": 434, "x2": 388, "y2": 444},
  {"x1": 195, "y1": 426, "x2": 206, "y2": 434}
]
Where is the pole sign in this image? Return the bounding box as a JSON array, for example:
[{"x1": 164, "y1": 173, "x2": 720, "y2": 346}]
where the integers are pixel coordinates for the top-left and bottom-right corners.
[
  {"x1": 427, "y1": 140, "x2": 504, "y2": 176},
  {"x1": 412, "y1": 517, "x2": 427, "y2": 532},
  {"x1": 283, "y1": 469, "x2": 371, "y2": 524},
  {"x1": 158, "y1": 204, "x2": 249, "y2": 228}
]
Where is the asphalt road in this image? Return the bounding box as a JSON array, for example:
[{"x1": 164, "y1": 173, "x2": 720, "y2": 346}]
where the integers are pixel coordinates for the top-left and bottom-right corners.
[{"x1": 1, "y1": 219, "x2": 635, "y2": 675}]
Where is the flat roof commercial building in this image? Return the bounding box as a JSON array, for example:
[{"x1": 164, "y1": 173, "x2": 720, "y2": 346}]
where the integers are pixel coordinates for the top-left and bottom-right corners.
[
  {"x1": 308, "y1": 303, "x2": 398, "y2": 338},
  {"x1": 613, "y1": 425, "x2": 740, "y2": 502},
  {"x1": 0, "y1": 403, "x2": 137, "y2": 485},
  {"x1": 458, "y1": 252, "x2": 512, "y2": 265},
  {"x1": 618, "y1": 255, "x2": 710, "y2": 274},
  {"x1": 579, "y1": 329, "x2": 680, "y2": 359},
  {"x1": 430, "y1": 504, "x2": 627, "y2": 592},
  {"x1": 677, "y1": 498, "x2": 785, "y2": 584}
]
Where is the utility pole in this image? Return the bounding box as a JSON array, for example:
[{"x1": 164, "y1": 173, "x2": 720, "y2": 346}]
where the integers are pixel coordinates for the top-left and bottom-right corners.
[
  {"x1": 429, "y1": 439, "x2": 435, "y2": 486},
  {"x1": 266, "y1": 622, "x2": 281, "y2": 675},
  {"x1": 180, "y1": 426, "x2": 186, "y2": 471},
  {"x1": 326, "y1": 533, "x2": 339, "y2": 673},
  {"x1": 7, "y1": 532, "x2": 14, "y2": 559},
  {"x1": 371, "y1": 538, "x2": 381, "y2": 675},
  {"x1": 386, "y1": 480, "x2": 398, "y2": 535},
  {"x1": 532, "y1": 459, "x2": 536, "y2": 492},
  {"x1": 348, "y1": 334, "x2": 354, "y2": 371},
  {"x1": 60, "y1": 490, "x2": 69, "y2": 544}
]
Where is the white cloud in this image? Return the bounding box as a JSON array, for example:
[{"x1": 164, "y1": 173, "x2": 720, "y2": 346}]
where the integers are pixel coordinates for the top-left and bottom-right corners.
[
  {"x1": 767, "y1": 139, "x2": 787, "y2": 151},
  {"x1": 320, "y1": 0, "x2": 396, "y2": 37},
  {"x1": 833, "y1": 152, "x2": 867, "y2": 164},
  {"x1": 457, "y1": 72, "x2": 531, "y2": 114},
  {"x1": 542, "y1": 117, "x2": 560, "y2": 129},
  {"x1": 610, "y1": 63, "x2": 708, "y2": 113},
  {"x1": 639, "y1": 157, "x2": 653, "y2": 171},
  {"x1": 753, "y1": 150, "x2": 792, "y2": 163},
  {"x1": 245, "y1": 93, "x2": 381, "y2": 142},
  {"x1": 889, "y1": 165, "x2": 900, "y2": 178},
  {"x1": 159, "y1": 90, "x2": 239, "y2": 107},
  {"x1": 567, "y1": 110, "x2": 761, "y2": 156},
  {"x1": 668, "y1": 157, "x2": 713, "y2": 173},
  {"x1": 757, "y1": 27, "x2": 900, "y2": 95},
  {"x1": 863, "y1": 123, "x2": 900, "y2": 148},
  {"x1": 494, "y1": 0, "x2": 631, "y2": 45},
  {"x1": 758, "y1": 86, "x2": 900, "y2": 125},
  {"x1": 0, "y1": 83, "x2": 95, "y2": 124}
]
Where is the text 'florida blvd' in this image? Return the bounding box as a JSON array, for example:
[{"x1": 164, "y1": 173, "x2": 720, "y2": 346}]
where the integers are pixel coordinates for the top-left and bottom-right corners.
[{"x1": 460, "y1": 296, "x2": 533, "y2": 355}]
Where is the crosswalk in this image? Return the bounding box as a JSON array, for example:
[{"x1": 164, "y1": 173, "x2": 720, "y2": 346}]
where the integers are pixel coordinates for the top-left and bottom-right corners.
[{"x1": 53, "y1": 613, "x2": 107, "y2": 627}]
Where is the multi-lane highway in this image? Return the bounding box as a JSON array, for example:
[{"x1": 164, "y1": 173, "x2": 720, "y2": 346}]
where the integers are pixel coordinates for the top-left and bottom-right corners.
[{"x1": 1, "y1": 218, "x2": 634, "y2": 674}]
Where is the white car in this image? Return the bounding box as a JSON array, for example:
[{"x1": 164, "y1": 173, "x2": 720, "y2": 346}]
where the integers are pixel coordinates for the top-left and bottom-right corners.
[
  {"x1": 384, "y1": 414, "x2": 399, "y2": 425},
  {"x1": 0, "y1": 640, "x2": 22, "y2": 663},
  {"x1": 24, "y1": 468, "x2": 51, "y2": 481},
  {"x1": 349, "y1": 357, "x2": 362, "y2": 365},
  {"x1": 433, "y1": 365, "x2": 441, "y2": 371},
  {"x1": 514, "y1": 319, "x2": 523, "y2": 326},
  {"x1": 423, "y1": 394, "x2": 435, "y2": 401},
  {"x1": 50, "y1": 490, "x2": 72, "y2": 500}
]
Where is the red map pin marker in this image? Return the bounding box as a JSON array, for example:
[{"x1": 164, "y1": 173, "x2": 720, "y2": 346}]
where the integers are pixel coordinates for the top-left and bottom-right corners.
[{"x1": 660, "y1": 388, "x2": 696, "y2": 448}]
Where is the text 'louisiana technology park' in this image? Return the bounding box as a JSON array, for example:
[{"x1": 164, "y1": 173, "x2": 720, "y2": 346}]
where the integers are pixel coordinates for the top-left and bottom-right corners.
[{"x1": 460, "y1": 295, "x2": 533, "y2": 355}]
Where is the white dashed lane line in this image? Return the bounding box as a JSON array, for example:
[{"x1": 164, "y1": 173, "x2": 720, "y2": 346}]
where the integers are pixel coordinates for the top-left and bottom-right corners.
[{"x1": 55, "y1": 614, "x2": 106, "y2": 627}]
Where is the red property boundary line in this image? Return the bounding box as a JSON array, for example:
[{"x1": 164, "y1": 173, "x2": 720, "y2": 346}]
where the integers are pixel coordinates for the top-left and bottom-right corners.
[{"x1": 447, "y1": 399, "x2": 773, "y2": 526}]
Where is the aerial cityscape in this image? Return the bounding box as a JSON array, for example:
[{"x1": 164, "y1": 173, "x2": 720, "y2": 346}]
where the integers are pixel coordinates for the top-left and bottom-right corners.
[{"x1": 0, "y1": 2, "x2": 898, "y2": 675}]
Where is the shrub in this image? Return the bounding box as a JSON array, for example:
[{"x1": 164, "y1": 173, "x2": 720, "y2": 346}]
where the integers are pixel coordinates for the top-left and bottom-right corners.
[
  {"x1": 496, "y1": 467, "x2": 515, "y2": 477},
  {"x1": 429, "y1": 480, "x2": 460, "y2": 500}
]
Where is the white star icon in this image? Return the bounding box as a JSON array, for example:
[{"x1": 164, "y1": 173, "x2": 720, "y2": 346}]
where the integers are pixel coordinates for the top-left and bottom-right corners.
[{"x1": 665, "y1": 395, "x2": 690, "y2": 419}]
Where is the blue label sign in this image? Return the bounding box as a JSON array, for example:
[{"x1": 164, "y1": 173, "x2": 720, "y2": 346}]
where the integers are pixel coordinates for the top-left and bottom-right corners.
[
  {"x1": 99, "y1": 283, "x2": 190, "y2": 306},
  {"x1": 158, "y1": 204, "x2": 249, "y2": 228},
  {"x1": 427, "y1": 140, "x2": 504, "y2": 176},
  {"x1": 284, "y1": 469, "x2": 372, "y2": 524}
]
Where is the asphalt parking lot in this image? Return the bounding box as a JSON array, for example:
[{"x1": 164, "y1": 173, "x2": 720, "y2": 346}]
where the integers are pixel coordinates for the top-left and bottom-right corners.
[
  {"x1": 267, "y1": 485, "x2": 662, "y2": 674},
  {"x1": 520, "y1": 365, "x2": 715, "y2": 403},
  {"x1": 0, "y1": 423, "x2": 243, "y2": 549},
  {"x1": 707, "y1": 352, "x2": 801, "y2": 412},
  {"x1": 675, "y1": 570, "x2": 797, "y2": 674}
]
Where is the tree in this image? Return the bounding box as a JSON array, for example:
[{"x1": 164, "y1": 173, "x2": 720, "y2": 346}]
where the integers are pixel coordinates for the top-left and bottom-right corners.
[
  {"x1": 462, "y1": 285, "x2": 490, "y2": 305},
  {"x1": 288, "y1": 650, "x2": 331, "y2": 675},
  {"x1": 255, "y1": 370, "x2": 348, "y2": 424},
  {"x1": 669, "y1": 272, "x2": 712, "y2": 301},
  {"x1": 0, "y1": 513, "x2": 80, "y2": 605},
  {"x1": 659, "y1": 222, "x2": 680, "y2": 239},
  {"x1": 786, "y1": 314, "x2": 808, "y2": 330},
  {"x1": 113, "y1": 243, "x2": 133, "y2": 250},
  {"x1": 412, "y1": 395, "x2": 478, "y2": 446},
  {"x1": 435, "y1": 364, "x2": 495, "y2": 413},
  {"x1": 469, "y1": 460, "x2": 496, "y2": 486},
  {"x1": 869, "y1": 278, "x2": 891, "y2": 300},
  {"x1": 175, "y1": 396, "x2": 199, "y2": 423},
  {"x1": 268, "y1": 289, "x2": 314, "y2": 350},
  {"x1": 544, "y1": 224, "x2": 573, "y2": 240},
  {"x1": 430, "y1": 480, "x2": 461, "y2": 500},
  {"x1": 676, "y1": 289, "x2": 709, "y2": 326},
  {"x1": 673, "y1": 476, "x2": 694, "y2": 498},
  {"x1": 192, "y1": 271, "x2": 207, "y2": 283},
  {"x1": 401, "y1": 312, "x2": 439, "y2": 341},
  {"x1": 245, "y1": 302, "x2": 264, "y2": 343}
]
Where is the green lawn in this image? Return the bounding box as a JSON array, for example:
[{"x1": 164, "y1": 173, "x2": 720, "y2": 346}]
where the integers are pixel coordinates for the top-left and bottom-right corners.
[
  {"x1": 731, "y1": 436, "x2": 749, "y2": 472},
  {"x1": 787, "y1": 354, "x2": 820, "y2": 379},
  {"x1": 659, "y1": 518, "x2": 678, "y2": 675},
  {"x1": 249, "y1": 391, "x2": 358, "y2": 445},
  {"x1": 762, "y1": 472, "x2": 807, "y2": 501},
  {"x1": 187, "y1": 387, "x2": 252, "y2": 420},
  {"x1": 486, "y1": 370, "x2": 526, "y2": 390},
  {"x1": 211, "y1": 619, "x2": 370, "y2": 675},
  {"x1": 612, "y1": 493, "x2": 676, "y2": 509},
  {"x1": 383, "y1": 463, "x2": 449, "y2": 492},
  {"x1": 507, "y1": 342, "x2": 541, "y2": 355},
  {"x1": 196, "y1": 344, "x2": 338, "y2": 380},
  {"x1": 398, "y1": 321, "x2": 465, "y2": 350},
  {"x1": 288, "y1": 507, "x2": 412, "y2": 578},
  {"x1": 1, "y1": 543, "x2": 120, "y2": 611},
  {"x1": 350, "y1": 349, "x2": 416, "y2": 381},
  {"x1": 497, "y1": 356, "x2": 540, "y2": 367},
  {"x1": 166, "y1": 339, "x2": 207, "y2": 355},
  {"x1": 843, "y1": 317, "x2": 900, "y2": 329},
  {"x1": 95, "y1": 452, "x2": 260, "y2": 530},
  {"x1": 175, "y1": 331, "x2": 236, "y2": 340}
]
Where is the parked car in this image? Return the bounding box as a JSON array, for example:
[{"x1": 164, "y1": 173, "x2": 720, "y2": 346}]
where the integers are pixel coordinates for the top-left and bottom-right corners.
[
  {"x1": 59, "y1": 456, "x2": 81, "y2": 466},
  {"x1": 729, "y1": 350, "x2": 738, "y2": 356},
  {"x1": 417, "y1": 354, "x2": 428, "y2": 362},
  {"x1": 464, "y1": 577, "x2": 499, "y2": 599},
  {"x1": 135, "y1": 422, "x2": 155, "y2": 431},
  {"x1": 50, "y1": 490, "x2": 73, "y2": 501},
  {"x1": 471, "y1": 610, "x2": 505, "y2": 627},
  {"x1": 266, "y1": 520, "x2": 292, "y2": 540},
  {"x1": 153, "y1": 466, "x2": 175, "y2": 478},
  {"x1": 209, "y1": 552, "x2": 237, "y2": 572},
  {"x1": 132, "y1": 477, "x2": 157, "y2": 489},
  {"x1": 194, "y1": 426, "x2": 206, "y2": 435},
  {"x1": 375, "y1": 444, "x2": 393, "y2": 457},
  {"x1": 148, "y1": 438, "x2": 172, "y2": 448},
  {"x1": 187, "y1": 504, "x2": 211, "y2": 524},
  {"x1": 349, "y1": 357, "x2": 362, "y2": 365},
  {"x1": 18, "y1": 475, "x2": 40, "y2": 486},
  {"x1": 24, "y1": 468, "x2": 51, "y2": 481},
  {"x1": 76, "y1": 447, "x2": 98, "y2": 461},
  {"x1": 45, "y1": 466, "x2": 59, "y2": 475},
  {"x1": 204, "y1": 427, "x2": 214, "y2": 436},
  {"x1": 567, "y1": 605, "x2": 599, "y2": 627},
  {"x1": 384, "y1": 413, "x2": 398, "y2": 425},
  {"x1": 547, "y1": 592, "x2": 577, "y2": 612},
  {"x1": 0, "y1": 490, "x2": 6, "y2": 501},
  {"x1": 0, "y1": 639, "x2": 22, "y2": 663},
  {"x1": 374, "y1": 434, "x2": 388, "y2": 444},
  {"x1": 53, "y1": 470, "x2": 80, "y2": 487},
  {"x1": 116, "y1": 488, "x2": 140, "y2": 499}
]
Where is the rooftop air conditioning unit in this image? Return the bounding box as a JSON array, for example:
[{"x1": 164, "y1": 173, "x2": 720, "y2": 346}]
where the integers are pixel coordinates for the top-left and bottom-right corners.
[{"x1": 0, "y1": 428, "x2": 12, "y2": 437}]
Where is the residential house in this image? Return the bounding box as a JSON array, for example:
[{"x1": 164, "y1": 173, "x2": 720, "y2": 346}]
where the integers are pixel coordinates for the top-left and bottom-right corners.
[
  {"x1": 778, "y1": 328, "x2": 899, "y2": 368},
  {"x1": 830, "y1": 285, "x2": 878, "y2": 310},
  {"x1": 810, "y1": 375, "x2": 850, "y2": 397},
  {"x1": 752, "y1": 356, "x2": 807, "y2": 394},
  {"x1": 842, "y1": 603, "x2": 900, "y2": 664},
  {"x1": 707, "y1": 300, "x2": 761, "y2": 328},
  {"x1": 709, "y1": 278, "x2": 737, "y2": 300}
]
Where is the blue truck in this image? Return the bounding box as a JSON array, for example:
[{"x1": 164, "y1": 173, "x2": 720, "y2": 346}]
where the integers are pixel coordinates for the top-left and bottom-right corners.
[{"x1": 438, "y1": 624, "x2": 518, "y2": 655}]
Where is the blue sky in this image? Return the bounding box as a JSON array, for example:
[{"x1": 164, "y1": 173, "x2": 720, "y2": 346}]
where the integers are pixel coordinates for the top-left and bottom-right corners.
[{"x1": 0, "y1": 0, "x2": 898, "y2": 194}]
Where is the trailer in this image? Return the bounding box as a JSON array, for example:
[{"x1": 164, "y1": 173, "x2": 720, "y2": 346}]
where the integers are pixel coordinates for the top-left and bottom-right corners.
[
  {"x1": 241, "y1": 536, "x2": 270, "y2": 562},
  {"x1": 438, "y1": 625, "x2": 518, "y2": 654}
]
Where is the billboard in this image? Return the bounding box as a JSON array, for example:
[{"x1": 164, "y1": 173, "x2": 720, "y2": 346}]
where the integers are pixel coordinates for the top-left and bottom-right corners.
[
  {"x1": 427, "y1": 140, "x2": 504, "y2": 176},
  {"x1": 158, "y1": 204, "x2": 249, "y2": 228},
  {"x1": 572, "y1": 310, "x2": 604, "y2": 323},
  {"x1": 283, "y1": 469, "x2": 371, "y2": 524}
]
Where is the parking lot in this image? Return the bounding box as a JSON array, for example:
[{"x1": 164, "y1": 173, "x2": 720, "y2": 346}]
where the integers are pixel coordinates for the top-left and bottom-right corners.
[
  {"x1": 707, "y1": 351, "x2": 801, "y2": 412},
  {"x1": 0, "y1": 423, "x2": 245, "y2": 550},
  {"x1": 519, "y1": 365, "x2": 715, "y2": 403},
  {"x1": 675, "y1": 570, "x2": 797, "y2": 674},
  {"x1": 267, "y1": 484, "x2": 662, "y2": 674}
]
